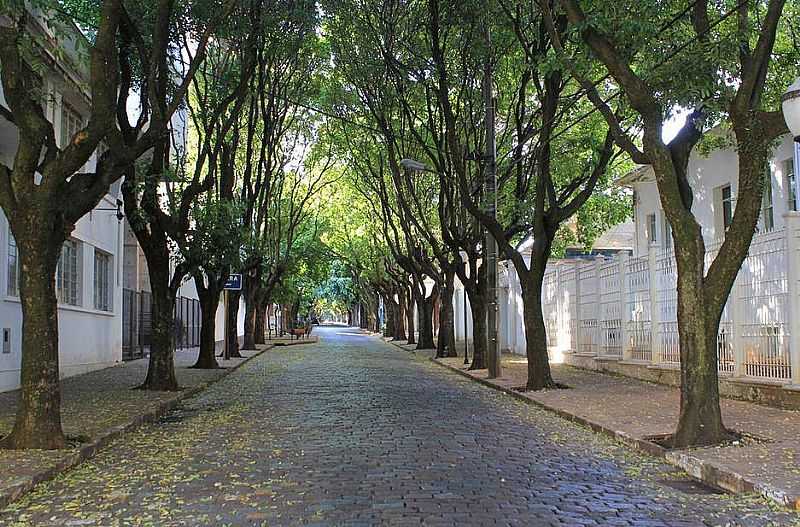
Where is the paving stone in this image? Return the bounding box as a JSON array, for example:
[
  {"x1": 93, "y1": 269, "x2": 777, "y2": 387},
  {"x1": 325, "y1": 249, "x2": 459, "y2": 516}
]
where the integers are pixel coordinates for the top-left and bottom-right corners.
[{"x1": 0, "y1": 327, "x2": 798, "y2": 526}]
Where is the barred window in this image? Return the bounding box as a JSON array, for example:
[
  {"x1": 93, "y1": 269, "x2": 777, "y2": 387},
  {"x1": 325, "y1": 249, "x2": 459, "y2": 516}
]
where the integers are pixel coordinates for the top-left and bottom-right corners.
[
  {"x1": 785, "y1": 159, "x2": 797, "y2": 212},
  {"x1": 60, "y1": 103, "x2": 83, "y2": 149},
  {"x1": 760, "y1": 175, "x2": 774, "y2": 232},
  {"x1": 93, "y1": 249, "x2": 112, "y2": 312},
  {"x1": 56, "y1": 239, "x2": 81, "y2": 306},
  {"x1": 7, "y1": 232, "x2": 18, "y2": 297}
]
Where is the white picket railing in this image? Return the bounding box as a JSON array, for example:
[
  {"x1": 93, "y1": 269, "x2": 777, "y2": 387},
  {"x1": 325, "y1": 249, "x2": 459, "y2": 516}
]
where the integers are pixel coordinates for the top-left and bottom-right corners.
[{"x1": 535, "y1": 214, "x2": 800, "y2": 387}]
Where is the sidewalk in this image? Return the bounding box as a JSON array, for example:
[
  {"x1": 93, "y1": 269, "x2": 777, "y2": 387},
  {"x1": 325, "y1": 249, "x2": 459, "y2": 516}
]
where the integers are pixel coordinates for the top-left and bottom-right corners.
[
  {"x1": 0, "y1": 346, "x2": 271, "y2": 508},
  {"x1": 431, "y1": 354, "x2": 800, "y2": 510}
]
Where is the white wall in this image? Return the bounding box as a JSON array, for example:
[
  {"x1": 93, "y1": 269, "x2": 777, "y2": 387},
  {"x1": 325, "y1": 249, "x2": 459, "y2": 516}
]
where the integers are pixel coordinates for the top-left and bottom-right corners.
[
  {"x1": 0, "y1": 37, "x2": 124, "y2": 392},
  {"x1": 633, "y1": 134, "x2": 799, "y2": 255},
  {"x1": 0, "y1": 197, "x2": 124, "y2": 393}
]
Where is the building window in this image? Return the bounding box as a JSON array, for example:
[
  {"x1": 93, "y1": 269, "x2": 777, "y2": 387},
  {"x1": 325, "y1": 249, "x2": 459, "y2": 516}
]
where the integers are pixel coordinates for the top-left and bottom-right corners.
[
  {"x1": 646, "y1": 213, "x2": 657, "y2": 244},
  {"x1": 784, "y1": 158, "x2": 797, "y2": 212},
  {"x1": 760, "y1": 174, "x2": 774, "y2": 232},
  {"x1": 93, "y1": 249, "x2": 112, "y2": 312},
  {"x1": 7, "y1": 232, "x2": 19, "y2": 297},
  {"x1": 60, "y1": 103, "x2": 83, "y2": 149},
  {"x1": 662, "y1": 215, "x2": 672, "y2": 249},
  {"x1": 721, "y1": 185, "x2": 734, "y2": 231},
  {"x1": 56, "y1": 239, "x2": 81, "y2": 306}
]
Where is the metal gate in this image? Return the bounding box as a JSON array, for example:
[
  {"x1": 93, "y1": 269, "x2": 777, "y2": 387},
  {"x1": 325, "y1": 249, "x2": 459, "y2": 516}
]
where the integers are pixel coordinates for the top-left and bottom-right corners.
[{"x1": 122, "y1": 289, "x2": 202, "y2": 361}]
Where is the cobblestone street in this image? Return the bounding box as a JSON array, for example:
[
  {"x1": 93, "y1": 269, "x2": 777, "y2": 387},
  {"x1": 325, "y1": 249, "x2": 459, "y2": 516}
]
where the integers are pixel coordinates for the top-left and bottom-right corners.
[{"x1": 1, "y1": 326, "x2": 797, "y2": 526}]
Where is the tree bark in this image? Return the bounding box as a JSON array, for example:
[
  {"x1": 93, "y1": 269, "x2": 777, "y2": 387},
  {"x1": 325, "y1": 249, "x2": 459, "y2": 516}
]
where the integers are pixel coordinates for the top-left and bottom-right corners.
[
  {"x1": 467, "y1": 290, "x2": 488, "y2": 370},
  {"x1": 416, "y1": 288, "x2": 438, "y2": 350},
  {"x1": 671, "y1": 248, "x2": 727, "y2": 447},
  {"x1": 518, "y1": 281, "x2": 555, "y2": 390},
  {"x1": 437, "y1": 269, "x2": 457, "y2": 358},
  {"x1": 226, "y1": 290, "x2": 243, "y2": 358},
  {"x1": 405, "y1": 288, "x2": 416, "y2": 345},
  {"x1": 1, "y1": 235, "x2": 66, "y2": 449},
  {"x1": 193, "y1": 282, "x2": 221, "y2": 369},
  {"x1": 140, "y1": 277, "x2": 179, "y2": 391},
  {"x1": 383, "y1": 294, "x2": 395, "y2": 337},
  {"x1": 516, "y1": 243, "x2": 557, "y2": 391},
  {"x1": 254, "y1": 295, "x2": 268, "y2": 345},
  {"x1": 390, "y1": 292, "x2": 407, "y2": 341},
  {"x1": 242, "y1": 283, "x2": 259, "y2": 350}
]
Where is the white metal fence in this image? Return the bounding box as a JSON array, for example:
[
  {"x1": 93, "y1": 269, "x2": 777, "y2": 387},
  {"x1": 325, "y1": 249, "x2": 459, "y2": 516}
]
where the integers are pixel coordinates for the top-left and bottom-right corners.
[{"x1": 537, "y1": 215, "x2": 800, "y2": 387}]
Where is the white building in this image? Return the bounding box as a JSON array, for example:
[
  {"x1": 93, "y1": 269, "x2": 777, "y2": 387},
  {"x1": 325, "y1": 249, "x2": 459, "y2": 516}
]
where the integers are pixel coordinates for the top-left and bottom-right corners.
[
  {"x1": 478, "y1": 132, "x2": 800, "y2": 404},
  {"x1": 0, "y1": 13, "x2": 124, "y2": 392}
]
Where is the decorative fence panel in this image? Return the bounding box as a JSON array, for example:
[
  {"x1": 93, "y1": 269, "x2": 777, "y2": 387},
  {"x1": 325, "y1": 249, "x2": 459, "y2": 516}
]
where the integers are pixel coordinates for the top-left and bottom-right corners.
[
  {"x1": 542, "y1": 268, "x2": 560, "y2": 348},
  {"x1": 577, "y1": 261, "x2": 599, "y2": 355},
  {"x1": 626, "y1": 255, "x2": 652, "y2": 361},
  {"x1": 599, "y1": 260, "x2": 622, "y2": 357},
  {"x1": 121, "y1": 288, "x2": 202, "y2": 361},
  {"x1": 737, "y1": 231, "x2": 791, "y2": 380},
  {"x1": 535, "y1": 222, "x2": 800, "y2": 387}
]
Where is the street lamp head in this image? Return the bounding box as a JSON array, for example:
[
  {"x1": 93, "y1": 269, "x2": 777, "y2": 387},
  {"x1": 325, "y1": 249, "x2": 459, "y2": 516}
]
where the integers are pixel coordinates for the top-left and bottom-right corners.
[
  {"x1": 400, "y1": 158, "x2": 429, "y2": 172},
  {"x1": 782, "y1": 77, "x2": 800, "y2": 142}
]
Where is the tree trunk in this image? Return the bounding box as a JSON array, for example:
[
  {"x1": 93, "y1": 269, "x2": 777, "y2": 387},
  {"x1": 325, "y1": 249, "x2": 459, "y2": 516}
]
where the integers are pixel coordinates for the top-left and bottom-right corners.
[
  {"x1": 671, "y1": 244, "x2": 727, "y2": 447},
  {"x1": 438, "y1": 269, "x2": 457, "y2": 358},
  {"x1": 383, "y1": 295, "x2": 394, "y2": 337},
  {"x1": 242, "y1": 284, "x2": 259, "y2": 350},
  {"x1": 1, "y1": 235, "x2": 66, "y2": 450},
  {"x1": 226, "y1": 290, "x2": 243, "y2": 358},
  {"x1": 519, "y1": 265, "x2": 556, "y2": 390},
  {"x1": 467, "y1": 291, "x2": 488, "y2": 370},
  {"x1": 254, "y1": 295, "x2": 268, "y2": 345},
  {"x1": 140, "y1": 278, "x2": 179, "y2": 391},
  {"x1": 416, "y1": 288, "x2": 437, "y2": 350},
  {"x1": 391, "y1": 292, "x2": 407, "y2": 341},
  {"x1": 193, "y1": 283, "x2": 221, "y2": 369},
  {"x1": 405, "y1": 288, "x2": 416, "y2": 345}
]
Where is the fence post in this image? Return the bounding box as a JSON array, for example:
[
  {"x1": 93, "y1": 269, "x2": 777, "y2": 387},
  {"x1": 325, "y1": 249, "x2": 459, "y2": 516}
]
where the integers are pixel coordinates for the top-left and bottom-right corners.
[
  {"x1": 619, "y1": 254, "x2": 631, "y2": 361},
  {"x1": 573, "y1": 262, "x2": 581, "y2": 354},
  {"x1": 731, "y1": 265, "x2": 746, "y2": 378},
  {"x1": 648, "y1": 245, "x2": 661, "y2": 364},
  {"x1": 785, "y1": 212, "x2": 800, "y2": 386},
  {"x1": 594, "y1": 258, "x2": 603, "y2": 357}
]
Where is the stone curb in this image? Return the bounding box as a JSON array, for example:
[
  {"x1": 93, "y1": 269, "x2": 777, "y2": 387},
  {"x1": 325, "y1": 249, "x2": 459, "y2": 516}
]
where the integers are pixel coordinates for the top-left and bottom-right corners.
[
  {"x1": 270, "y1": 336, "x2": 320, "y2": 347},
  {"x1": 0, "y1": 344, "x2": 275, "y2": 511},
  {"x1": 427, "y1": 356, "x2": 800, "y2": 511}
]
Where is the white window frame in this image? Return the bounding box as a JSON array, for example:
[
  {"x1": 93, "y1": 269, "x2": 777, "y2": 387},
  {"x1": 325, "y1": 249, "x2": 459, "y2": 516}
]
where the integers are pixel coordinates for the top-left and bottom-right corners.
[
  {"x1": 721, "y1": 184, "x2": 734, "y2": 232},
  {"x1": 784, "y1": 158, "x2": 797, "y2": 213},
  {"x1": 7, "y1": 230, "x2": 19, "y2": 297},
  {"x1": 662, "y1": 214, "x2": 672, "y2": 249},
  {"x1": 93, "y1": 249, "x2": 113, "y2": 312},
  {"x1": 646, "y1": 213, "x2": 657, "y2": 244},
  {"x1": 60, "y1": 102, "x2": 83, "y2": 149},
  {"x1": 760, "y1": 172, "x2": 774, "y2": 233},
  {"x1": 56, "y1": 239, "x2": 82, "y2": 306}
]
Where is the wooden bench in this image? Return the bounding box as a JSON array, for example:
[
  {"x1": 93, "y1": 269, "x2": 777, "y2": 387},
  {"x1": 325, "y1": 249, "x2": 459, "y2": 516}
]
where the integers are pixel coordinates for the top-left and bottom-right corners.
[{"x1": 289, "y1": 323, "x2": 313, "y2": 340}]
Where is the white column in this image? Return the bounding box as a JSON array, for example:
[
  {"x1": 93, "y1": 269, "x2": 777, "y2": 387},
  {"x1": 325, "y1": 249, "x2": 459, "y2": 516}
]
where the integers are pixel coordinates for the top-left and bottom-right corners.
[
  {"x1": 620, "y1": 254, "x2": 632, "y2": 361},
  {"x1": 784, "y1": 212, "x2": 800, "y2": 386},
  {"x1": 648, "y1": 245, "x2": 661, "y2": 364}
]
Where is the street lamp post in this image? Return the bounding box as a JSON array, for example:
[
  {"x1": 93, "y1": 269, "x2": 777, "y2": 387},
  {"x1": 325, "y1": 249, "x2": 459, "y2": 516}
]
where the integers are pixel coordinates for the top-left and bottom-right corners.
[
  {"x1": 401, "y1": 25, "x2": 501, "y2": 378},
  {"x1": 482, "y1": 25, "x2": 501, "y2": 380},
  {"x1": 782, "y1": 77, "x2": 800, "y2": 210}
]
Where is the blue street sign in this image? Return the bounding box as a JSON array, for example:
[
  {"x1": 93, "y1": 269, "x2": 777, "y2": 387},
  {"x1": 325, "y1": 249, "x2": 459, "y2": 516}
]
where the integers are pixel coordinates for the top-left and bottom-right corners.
[{"x1": 224, "y1": 274, "x2": 243, "y2": 290}]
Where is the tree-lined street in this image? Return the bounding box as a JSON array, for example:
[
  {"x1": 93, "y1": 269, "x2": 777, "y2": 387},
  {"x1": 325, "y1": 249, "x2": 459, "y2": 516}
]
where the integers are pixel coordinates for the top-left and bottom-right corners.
[{"x1": 1, "y1": 327, "x2": 795, "y2": 526}]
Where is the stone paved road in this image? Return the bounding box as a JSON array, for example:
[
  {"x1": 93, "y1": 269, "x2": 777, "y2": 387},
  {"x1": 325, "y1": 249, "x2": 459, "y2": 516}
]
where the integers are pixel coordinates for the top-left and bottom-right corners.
[{"x1": 1, "y1": 326, "x2": 797, "y2": 526}]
